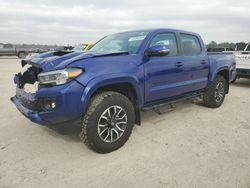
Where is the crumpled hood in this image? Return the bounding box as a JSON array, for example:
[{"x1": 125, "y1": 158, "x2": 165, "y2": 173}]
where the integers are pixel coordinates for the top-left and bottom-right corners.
[{"x1": 22, "y1": 51, "x2": 129, "y2": 72}]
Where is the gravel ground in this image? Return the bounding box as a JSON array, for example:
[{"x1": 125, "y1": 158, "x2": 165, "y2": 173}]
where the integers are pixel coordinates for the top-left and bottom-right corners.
[{"x1": 1, "y1": 57, "x2": 250, "y2": 188}]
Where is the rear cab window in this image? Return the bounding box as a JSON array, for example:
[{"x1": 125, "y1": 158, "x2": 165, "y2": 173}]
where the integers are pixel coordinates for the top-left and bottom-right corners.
[{"x1": 180, "y1": 34, "x2": 202, "y2": 56}]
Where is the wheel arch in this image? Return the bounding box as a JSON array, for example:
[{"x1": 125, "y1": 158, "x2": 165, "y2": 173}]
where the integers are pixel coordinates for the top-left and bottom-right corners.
[
  {"x1": 80, "y1": 75, "x2": 143, "y2": 125},
  {"x1": 211, "y1": 68, "x2": 230, "y2": 93}
]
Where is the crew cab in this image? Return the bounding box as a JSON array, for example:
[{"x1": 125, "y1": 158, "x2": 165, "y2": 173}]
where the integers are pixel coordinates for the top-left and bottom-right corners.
[{"x1": 11, "y1": 29, "x2": 236, "y2": 153}]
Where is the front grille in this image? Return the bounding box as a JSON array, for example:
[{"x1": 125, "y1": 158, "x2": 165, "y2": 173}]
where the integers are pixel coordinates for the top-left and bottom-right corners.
[
  {"x1": 16, "y1": 87, "x2": 36, "y2": 110},
  {"x1": 16, "y1": 87, "x2": 56, "y2": 112}
]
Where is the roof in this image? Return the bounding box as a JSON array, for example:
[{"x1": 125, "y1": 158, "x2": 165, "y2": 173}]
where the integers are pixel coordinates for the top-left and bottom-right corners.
[{"x1": 114, "y1": 28, "x2": 199, "y2": 36}]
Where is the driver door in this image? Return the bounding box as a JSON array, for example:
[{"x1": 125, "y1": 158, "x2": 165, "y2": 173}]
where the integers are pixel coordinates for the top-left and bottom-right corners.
[{"x1": 144, "y1": 32, "x2": 187, "y2": 103}]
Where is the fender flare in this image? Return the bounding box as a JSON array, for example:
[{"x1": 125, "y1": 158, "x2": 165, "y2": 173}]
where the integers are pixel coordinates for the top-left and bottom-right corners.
[
  {"x1": 209, "y1": 66, "x2": 230, "y2": 93},
  {"x1": 80, "y1": 73, "x2": 143, "y2": 115},
  {"x1": 209, "y1": 66, "x2": 230, "y2": 83}
]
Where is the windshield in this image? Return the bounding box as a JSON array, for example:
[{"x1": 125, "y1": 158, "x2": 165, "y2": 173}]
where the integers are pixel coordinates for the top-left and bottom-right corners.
[{"x1": 90, "y1": 31, "x2": 149, "y2": 54}]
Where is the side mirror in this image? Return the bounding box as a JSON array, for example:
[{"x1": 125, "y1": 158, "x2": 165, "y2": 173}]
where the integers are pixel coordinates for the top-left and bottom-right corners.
[{"x1": 146, "y1": 44, "x2": 170, "y2": 56}]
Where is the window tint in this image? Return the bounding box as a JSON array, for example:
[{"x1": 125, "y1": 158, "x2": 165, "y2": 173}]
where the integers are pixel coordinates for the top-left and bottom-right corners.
[
  {"x1": 246, "y1": 43, "x2": 250, "y2": 51},
  {"x1": 149, "y1": 33, "x2": 178, "y2": 56},
  {"x1": 180, "y1": 34, "x2": 201, "y2": 56},
  {"x1": 4, "y1": 44, "x2": 13, "y2": 48}
]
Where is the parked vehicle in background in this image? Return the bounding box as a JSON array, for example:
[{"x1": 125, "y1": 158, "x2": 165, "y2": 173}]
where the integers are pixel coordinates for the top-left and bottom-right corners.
[
  {"x1": 72, "y1": 44, "x2": 85, "y2": 52},
  {"x1": 33, "y1": 48, "x2": 49, "y2": 54},
  {"x1": 11, "y1": 28, "x2": 236, "y2": 153},
  {"x1": 63, "y1": 46, "x2": 74, "y2": 51},
  {"x1": 231, "y1": 42, "x2": 250, "y2": 83},
  {"x1": 235, "y1": 42, "x2": 250, "y2": 51},
  {"x1": 0, "y1": 43, "x2": 30, "y2": 59},
  {"x1": 83, "y1": 43, "x2": 95, "y2": 51},
  {"x1": 207, "y1": 47, "x2": 235, "y2": 52},
  {"x1": 72, "y1": 43, "x2": 95, "y2": 52}
]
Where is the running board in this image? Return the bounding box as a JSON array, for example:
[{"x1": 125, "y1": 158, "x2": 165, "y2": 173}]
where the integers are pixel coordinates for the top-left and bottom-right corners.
[
  {"x1": 153, "y1": 104, "x2": 174, "y2": 115},
  {"x1": 142, "y1": 93, "x2": 204, "y2": 112}
]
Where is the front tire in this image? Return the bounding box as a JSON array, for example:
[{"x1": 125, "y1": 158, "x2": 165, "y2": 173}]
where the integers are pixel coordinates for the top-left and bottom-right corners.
[
  {"x1": 203, "y1": 75, "x2": 227, "y2": 108},
  {"x1": 80, "y1": 91, "x2": 135, "y2": 153}
]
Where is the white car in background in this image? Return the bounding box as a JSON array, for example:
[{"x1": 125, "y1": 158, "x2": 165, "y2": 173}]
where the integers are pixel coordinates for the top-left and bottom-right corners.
[{"x1": 231, "y1": 43, "x2": 250, "y2": 83}]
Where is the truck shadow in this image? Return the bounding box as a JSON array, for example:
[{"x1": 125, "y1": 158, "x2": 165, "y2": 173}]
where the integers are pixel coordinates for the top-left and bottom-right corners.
[
  {"x1": 141, "y1": 100, "x2": 205, "y2": 124},
  {"x1": 42, "y1": 124, "x2": 82, "y2": 143},
  {"x1": 43, "y1": 100, "x2": 204, "y2": 143}
]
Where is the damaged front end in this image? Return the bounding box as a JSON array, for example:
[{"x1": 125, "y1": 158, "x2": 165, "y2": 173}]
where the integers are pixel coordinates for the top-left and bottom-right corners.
[
  {"x1": 11, "y1": 56, "x2": 86, "y2": 126},
  {"x1": 11, "y1": 61, "x2": 57, "y2": 121},
  {"x1": 14, "y1": 65, "x2": 41, "y2": 88}
]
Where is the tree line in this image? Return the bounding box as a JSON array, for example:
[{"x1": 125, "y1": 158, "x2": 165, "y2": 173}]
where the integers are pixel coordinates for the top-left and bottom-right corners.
[{"x1": 207, "y1": 41, "x2": 247, "y2": 49}]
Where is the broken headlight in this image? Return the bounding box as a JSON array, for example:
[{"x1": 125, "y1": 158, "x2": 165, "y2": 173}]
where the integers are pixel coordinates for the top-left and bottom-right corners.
[{"x1": 38, "y1": 68, "x2": 82, "y2": 86}]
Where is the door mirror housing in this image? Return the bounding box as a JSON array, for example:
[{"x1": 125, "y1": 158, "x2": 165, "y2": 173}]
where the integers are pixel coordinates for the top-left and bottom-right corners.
[{"x1": 146, "y1": 44, "x2": 170, "y2": 57}]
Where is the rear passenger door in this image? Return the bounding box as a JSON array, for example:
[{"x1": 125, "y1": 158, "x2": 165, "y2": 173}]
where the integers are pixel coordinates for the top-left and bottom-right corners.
[{"x1": 178, "y1": 33, "x2": 209, "y2": 94}]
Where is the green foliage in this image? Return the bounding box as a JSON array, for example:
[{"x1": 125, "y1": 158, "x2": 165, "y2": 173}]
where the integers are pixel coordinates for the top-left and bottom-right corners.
[
  {"x1": 207, "y1": 41, "x2": 236, "y2": 49},
  {"x1": 207, "y1": 41, "x2": 217, "y2": 48}
]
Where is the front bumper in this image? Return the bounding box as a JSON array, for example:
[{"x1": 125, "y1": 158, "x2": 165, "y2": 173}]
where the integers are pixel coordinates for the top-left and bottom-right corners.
[
  {"x1": 11, "y1": 81, "x2": 85, "y2": 126},
  {"x1": 11, "y1": 96, "x2": 51, "y2": 125}
]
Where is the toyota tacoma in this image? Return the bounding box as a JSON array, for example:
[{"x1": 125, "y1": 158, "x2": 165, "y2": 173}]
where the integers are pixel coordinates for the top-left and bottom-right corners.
[{"x1": 11, "y1": 29, "x2": 236, "y2": 153}]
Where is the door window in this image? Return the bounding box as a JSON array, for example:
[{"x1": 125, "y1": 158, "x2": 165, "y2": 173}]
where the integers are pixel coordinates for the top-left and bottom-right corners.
[
  {"x1": 180, "y1": 34, "x2": 201, "y2": 56},
  {"x1": 149, "y1": 33, "x2": 178, "y2": 56}
]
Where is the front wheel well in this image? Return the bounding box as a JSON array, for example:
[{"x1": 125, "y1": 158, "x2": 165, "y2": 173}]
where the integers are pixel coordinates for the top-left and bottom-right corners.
[{"x1": 92, "y1": 83, "x2": 141, "y2": 125}]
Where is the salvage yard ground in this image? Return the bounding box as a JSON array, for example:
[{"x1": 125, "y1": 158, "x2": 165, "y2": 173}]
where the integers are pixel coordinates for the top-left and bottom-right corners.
[{"x1": 0, "y1": 57, "x2": 250, "y2": 188}]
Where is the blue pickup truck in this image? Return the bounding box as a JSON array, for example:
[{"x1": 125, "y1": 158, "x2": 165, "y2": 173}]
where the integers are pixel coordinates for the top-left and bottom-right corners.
[{"x1": 11, "y1": 28, "x2": 236, "y2": 153}]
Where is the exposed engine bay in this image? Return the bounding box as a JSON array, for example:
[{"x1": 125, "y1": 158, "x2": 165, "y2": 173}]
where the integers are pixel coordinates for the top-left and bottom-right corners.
[
  {"x1": 14, "y1": 65, "x2": 41, "y2": 89},
  {"x1": 12, "y1": 60, "x2": 56, "y2": 112}
]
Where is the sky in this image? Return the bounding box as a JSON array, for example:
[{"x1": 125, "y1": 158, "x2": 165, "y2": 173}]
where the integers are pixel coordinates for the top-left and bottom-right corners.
[{"x1": 0, "y1": 0, "x2": 249, "y2": 45}]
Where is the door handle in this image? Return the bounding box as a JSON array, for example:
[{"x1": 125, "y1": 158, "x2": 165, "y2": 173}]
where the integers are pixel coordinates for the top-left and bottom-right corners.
[
  {"x1": 175, "y1": 62, "x2": 183, "y2": 67},
  {"x1": 201, "y1": 60, "x2": 207, "y2": 64}
]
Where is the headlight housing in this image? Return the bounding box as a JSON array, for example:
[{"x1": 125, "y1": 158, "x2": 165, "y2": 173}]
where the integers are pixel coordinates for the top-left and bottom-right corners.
[{"x1": 38, "y1": 68, "x2": 83, "y2": 86}]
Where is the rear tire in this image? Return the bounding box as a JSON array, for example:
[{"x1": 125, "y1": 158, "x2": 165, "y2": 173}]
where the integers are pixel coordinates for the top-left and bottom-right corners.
[
  {"x1": 203, "y1": 75, "x2": 227, "y2": 108},
  {"x1": 79, "y1": 91, "x2": 135, "y2": 153}
]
